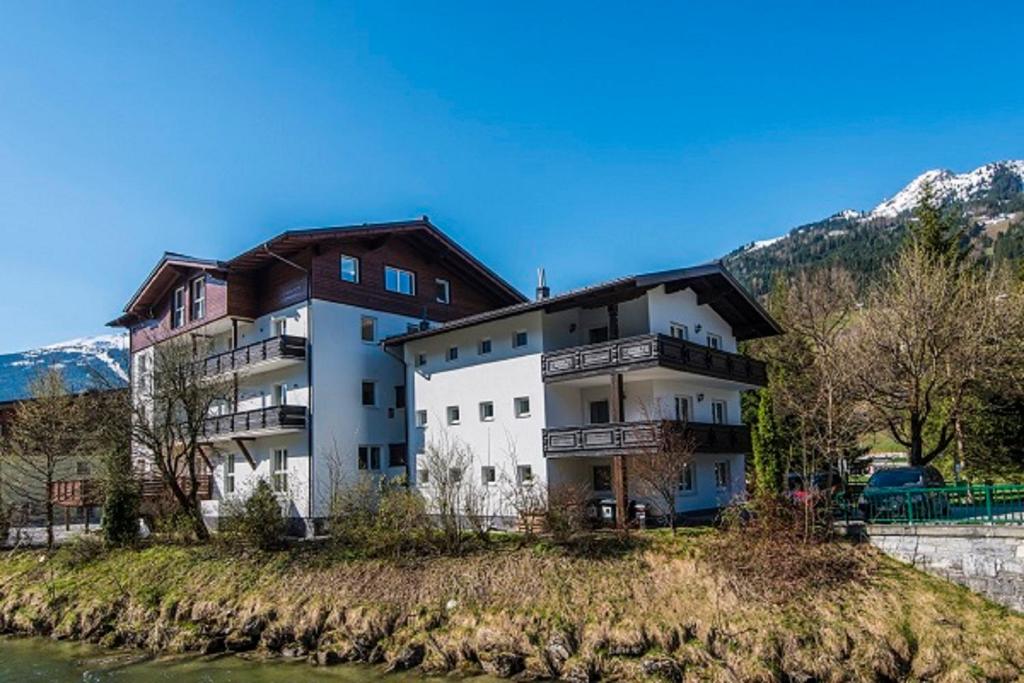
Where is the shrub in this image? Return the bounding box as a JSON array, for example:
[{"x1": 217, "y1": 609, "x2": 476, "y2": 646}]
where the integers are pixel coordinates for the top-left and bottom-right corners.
[
  {"x1": 222, "y1": 479, "x2": 287, "y2": 551},
  {"x1": 544, "y1": 483, "x2": 590, "y2": 543},
  {"x1": 56, "y1": 533, "x2": 106, "y2": 568},
  {"x1": 330, "y1": 474, "x2": 434, "y2": 558},
  {"x1": 102, "y1": 450, "x2": 140, "y2": 547}
]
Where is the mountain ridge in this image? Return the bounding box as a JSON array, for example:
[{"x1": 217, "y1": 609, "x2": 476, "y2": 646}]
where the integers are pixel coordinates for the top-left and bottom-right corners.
[{"x1": 0, "y1": 334, "x2": 129, "y2": 403}]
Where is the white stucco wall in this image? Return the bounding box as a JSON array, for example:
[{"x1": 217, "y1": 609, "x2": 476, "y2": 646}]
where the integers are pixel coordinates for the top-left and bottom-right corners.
[{"x1": 646, "y1": 285, "x2": 738, "y2": 352}]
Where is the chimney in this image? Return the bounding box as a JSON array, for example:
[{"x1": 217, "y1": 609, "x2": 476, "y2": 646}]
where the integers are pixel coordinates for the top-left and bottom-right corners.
[{"x1": 535, "y1": 267, "x2": 550, "y2": 301}]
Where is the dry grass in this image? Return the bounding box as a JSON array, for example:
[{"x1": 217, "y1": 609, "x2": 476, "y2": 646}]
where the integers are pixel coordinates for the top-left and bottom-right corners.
[{"x1": 0, "y1": 531, "x2": 1022, "y2": 681}]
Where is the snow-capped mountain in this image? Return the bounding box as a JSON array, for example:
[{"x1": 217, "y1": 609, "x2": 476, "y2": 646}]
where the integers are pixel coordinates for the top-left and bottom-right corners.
[
  {"x1": 726, "y1": 160, "x2": 1024, "y2": 296},
  {"x1": 0, "y1": 334, "x2": 129, "y2": 403}
]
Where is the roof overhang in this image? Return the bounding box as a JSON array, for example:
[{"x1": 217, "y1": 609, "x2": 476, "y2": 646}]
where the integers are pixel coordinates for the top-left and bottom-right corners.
[{"x1": 109, "y1": 253, "x2": 227, "y2": 327}]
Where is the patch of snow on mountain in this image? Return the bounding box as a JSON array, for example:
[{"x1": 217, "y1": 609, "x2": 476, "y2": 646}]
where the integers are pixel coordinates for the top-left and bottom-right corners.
[
  {"x1": 746, "y1": 235, "x2": 784, "y2": 252},
  {"x1": 833, "y1": 209, "x2": 861, "y2": 220},
  {"x1": 869, "y1": 161, "x2": 1024, "y2": 219}
]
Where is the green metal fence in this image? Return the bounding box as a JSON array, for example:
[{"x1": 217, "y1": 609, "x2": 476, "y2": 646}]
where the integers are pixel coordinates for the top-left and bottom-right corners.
[{"x1": 837, "y1": 484, "x2": 1024, "y2": 526}]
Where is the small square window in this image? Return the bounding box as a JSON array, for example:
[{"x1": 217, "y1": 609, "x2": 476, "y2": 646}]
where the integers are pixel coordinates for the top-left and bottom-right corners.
[
  {"x1": 415, "y1": 410, "x2": 428, "y2": 427},
  {"x1": 361, "y1": 381, "x2": 377, "y2": 407},
  {"x1": 516, "y1": 464, "x2": 533, "y2": 484},
  {"x1": 361, "y1": 316, "x2": 377, "y2": 343},
  {"x1": 389, "y1": 443, "x2": 408, "y2": 468},
  {"x1": 435, "y1": 278, "x2": 451, "y2": 304},
  {"x1": 385, "y1": 265, "x2": 416, "y2": 295},
  {"x1": 415, "y1": 352, "x2": 427, "y2": 367},
  {"x1": 340, "y1": 254, "x2": 360, "y2": 283},
  {"x1": 449, "y1": 467, "x2": 463, "y2": 483},
  {"x1": 479, "y1": 401, "x2": 494, "y2": 421},
  {"x1": 481, "y1": 465, "x2": 496, "y2": 485},
  {"x1": 478, "y1": 338, "x2": 492, "y2": 355},
  {"x1": 514, "y1": 396, "x2": 531, "y2": 418},
  {"x1": 513, "y1": 330, "x2": 528, "y2": 348},
  {"x1": 707, "y1": 333, "x2": 722, "y2": 350},
  {"x1": 418, "y1": 469, "x2": 429, "y2": 484},
  {"x1": 446, "y1": 405, "x2": 461, "y2": 425},
  {"x1": 669, "y1": 322, "x2": 688, "y2": 340},
  {"x1": 446, "y1": 346, "x2": 459, "y2": 362}
]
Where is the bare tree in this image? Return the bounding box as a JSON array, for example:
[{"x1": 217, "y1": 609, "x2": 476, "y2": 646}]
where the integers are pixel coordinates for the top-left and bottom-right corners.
[
  {"x1": 131, "y1": 338, "x2": 231, "y2": 541},
  {"x1": 420, "y1": 428, "x2": 481, "y2": 551},
  {"x1": 498, "y1": 436, "x2": 546, "y2": 538},
  {"x1": 850, "y1": 247, "x2": 1011, "y2": 466},
  {"x1": 632, "y1": 411, "x2": 696, "y2": 534},
  {"x1": 2, "y1": 369, "x2": 89, "y2": 548}
]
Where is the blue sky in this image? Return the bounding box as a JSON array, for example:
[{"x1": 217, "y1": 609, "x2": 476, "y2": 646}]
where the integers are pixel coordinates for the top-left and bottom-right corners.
[{"x1": 2, "y1": 2, "x2": 1024, "y2": 352}]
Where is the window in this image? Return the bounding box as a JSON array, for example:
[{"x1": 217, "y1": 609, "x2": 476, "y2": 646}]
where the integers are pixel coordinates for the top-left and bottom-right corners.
[
  {"x1": 706, "y1": 333, "x2": 722, "y2": 350},
  {"x1": 481, "y1": 465, "x2": 496, "y2": 484},
  {"x1": 272, "y1": 318, "x2": 287, "y2": 337},
  {"x1": 340, "y1": 254, "x2": 360, "y2": 283},
  {"x1": 514, "y1": 396, "x2": 531, "y2": 418},
  {"x1": 225, "y1": 454, "x2": 236, "y2": 494},
  {"x1": 435, "y1": 278, "x2": 451, "y2": 304},
  {"x1": 385, "y1": 265, "x2": 415, "y2": 295},
  {"x1": 711, "y1": 400, "x2": 727, "y2": 425},
  {"x1": 593, "y1": 465, "x2": 612, "y2": 491},
  {"x1": 479, "y1": 401, "x2": 494, "y2": 421},
  {"x1": 588, "y1": 326, "x2": 609, "y2": 344},
  {"x1": 272, "y1": 449, "x2": 288, "y2": 492},
  {"x1": 415, "y1": 410, "x2": 428, "y2": 427},
  {"x1": 589, "y1": 400, "x2": 610, "y2": 424},
  {"x1": 394, "y1": 386, "x2": 406, "y2": 409},
  {"x1": 513, "y1": 330, "x2": 528, "y2": 348},
  {"x1": 418, "y1": 469, "x2": 429, "y2": 484},
  {"x1": 415, "y1": 352, "x2": 427, "y2": 367},
  {"x1": 674, "y1": 396, "x2": 692, "y2": 422},
  {"x1": 358, "y1": 445, "x2": 382, "y2": 471},
  {"x1": 449, "y1": 467, "x2": 464, "y2": 483},
  {"x1": 446, "y1": 405, "x2": 461, "y2": 425},
  {"x1": 669, "y1": 322, "x2": 688, "y2": 340},
  {"x1": 389, "y1": 443, "x2": 408, "y2": 468},
  {"x1": 446, "y1": 346, "x2": 459, "y2": 362},
  {"x1": 76, "y1": 462, "x2": 91, "y2": 476},
  {"x1": 171, "y1": 287, "x2": 186, "y2": 329},
  {"x1": 478, "y1": 338, "x2": 492, "y2": 355},
  {"x1": 361, "y1": 316, "x2": 377, "y2": 342},
  {"x1": 273, "y1": 384, "x2": 288, "y2": 406},
  {"x1": 714, "y1": 460, "x2": 731, "y2": 491},
  {"x1": 516, "y1": 465, "x2": 534, "y2": 484},
  {"x1": 679, "y1": 462, "x2": 695, "y2": 492},
  {"x1": 190, "y1": 278, "x2": 206, "y2": 321},
  {"x1": 361, "y1": 381, "x2": 377, "y2": 407}
]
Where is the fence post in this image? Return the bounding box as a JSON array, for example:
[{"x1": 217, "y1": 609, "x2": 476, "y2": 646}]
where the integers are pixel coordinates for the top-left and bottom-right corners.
[
  {"x1": 906, "y1": 491, "x2": 914, "y2": 525},
  {"x1": 985, "y1": 485, "x2": 994, "y2": 525}
]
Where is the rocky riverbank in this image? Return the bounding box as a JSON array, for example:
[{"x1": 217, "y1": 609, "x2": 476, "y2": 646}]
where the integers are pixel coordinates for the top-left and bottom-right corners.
[{"x1": 1, "y1": 532, "x2": 1022, "y2": 681}]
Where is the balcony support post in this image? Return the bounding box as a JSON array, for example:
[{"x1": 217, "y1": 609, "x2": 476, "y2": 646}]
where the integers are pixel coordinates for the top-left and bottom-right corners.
[
  {"x1": 612, "y1": 454, "x2": 628, "y2": 530},
  {"x1": 607, "y1": 303, "x2": 619, "y2": 340}
]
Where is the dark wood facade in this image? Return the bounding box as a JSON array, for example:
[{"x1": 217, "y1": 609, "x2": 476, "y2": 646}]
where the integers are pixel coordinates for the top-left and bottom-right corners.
[{"x1": 543, "y1": 420, "x2": 751, "y2": 457}]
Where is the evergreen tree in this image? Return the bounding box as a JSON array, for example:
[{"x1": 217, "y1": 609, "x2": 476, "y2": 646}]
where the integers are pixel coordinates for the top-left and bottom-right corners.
[
  {"x1": 101, "y1": 447, "x2": 139, "y2": 546},
  {"x1": 750, "y1": 389, "x2": 785, "y2": 497},
  {"x1": 906, "y1": 180, "x2": 966, "y2": 263}
]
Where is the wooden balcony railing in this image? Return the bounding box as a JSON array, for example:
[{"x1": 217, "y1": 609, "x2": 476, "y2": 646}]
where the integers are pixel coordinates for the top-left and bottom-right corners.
[
  {"x1": 139, "y1": 473, "x2": 214, "y2": 501},
  {"x1": 197, "y1": 335, "x2": 306, "y2": 377},
  {"x1": 197, "y1": 404, "x2": 307, "y2": 441},
  {"x1": 543, "y1": 420, "x2": 751, "y2": 457},
  {"x1": 541, "y1": 334, "x2": 767, "y2": 386},
  {"x1": 49, "y1": 473, "x2": 214, "y2": 506}
]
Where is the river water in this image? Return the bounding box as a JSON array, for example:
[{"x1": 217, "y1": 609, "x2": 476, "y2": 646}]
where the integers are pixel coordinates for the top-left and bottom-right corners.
[{"x1": 0, "y1": 636, "x2": 488, "y2": 682}]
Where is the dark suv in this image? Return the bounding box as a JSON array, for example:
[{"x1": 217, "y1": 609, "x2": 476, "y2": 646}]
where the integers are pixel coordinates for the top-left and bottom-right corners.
[{"x1": 858, "y1": 466, "x2": 949, "y2": 522}]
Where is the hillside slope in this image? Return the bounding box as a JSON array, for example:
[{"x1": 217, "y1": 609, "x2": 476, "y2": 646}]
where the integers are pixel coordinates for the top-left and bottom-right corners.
[{"x1": 0, "y1": 335, "x2": 129, "y2": 403}]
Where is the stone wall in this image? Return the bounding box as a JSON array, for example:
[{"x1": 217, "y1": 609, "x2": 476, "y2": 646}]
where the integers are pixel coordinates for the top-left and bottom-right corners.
[{"x1": 866, "y1": 524, "x2": 1024, "y2": 612}]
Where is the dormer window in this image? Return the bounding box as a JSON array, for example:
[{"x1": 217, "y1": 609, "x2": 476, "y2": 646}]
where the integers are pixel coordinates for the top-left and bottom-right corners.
[
  {"x1": 340, "y1": 254, "x2": 360, "y2": 283},
  {"x1": 190, "y1": 277, "x2": 206, "y2": 321},
  {"x1": 171, "y1": 287, "x2": 186, "y2": 329},
  {"x1": 385, "y1": 266, "x2": 415, "y2": 296}
]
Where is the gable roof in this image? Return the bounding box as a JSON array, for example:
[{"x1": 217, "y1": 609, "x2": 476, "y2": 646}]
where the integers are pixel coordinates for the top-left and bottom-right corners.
[
  {"x1": 109, "y1": 218, "x2": 527, "y2": 327},
  {"x1": 384, "y1": 262, "x2": 782, "y2": 346}
]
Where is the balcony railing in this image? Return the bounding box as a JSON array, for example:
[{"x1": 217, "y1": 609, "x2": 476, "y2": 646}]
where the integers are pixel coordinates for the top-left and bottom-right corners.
[
  {"x1": 541, "y1": 334, "x2": 767, "y2": 386},
  {"x1": 49, "y1": 473, "x2": 214, "y2": 505},
  {"x1": 197, "y1": 405, "x2": 307, "y2": 441},
  {"x1": 198, "y1": 335, "x2": 306, "y2": 377},
  {"x1": 543, "y1": 420, "x2": 751, "y2": 457}
]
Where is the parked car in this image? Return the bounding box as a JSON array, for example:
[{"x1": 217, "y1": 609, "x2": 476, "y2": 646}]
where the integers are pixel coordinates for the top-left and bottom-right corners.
[{"x1": 857, "y1": 466, "x2": 950, "y2": 521}]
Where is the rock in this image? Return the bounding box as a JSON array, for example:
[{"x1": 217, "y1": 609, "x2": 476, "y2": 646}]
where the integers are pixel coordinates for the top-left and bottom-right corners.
[
  {"x1": 543, "y1": 633, "x2": 574, "y2": 674},
  {"x1": 560, "y1": 662, "x2": 595, "y2": 683},
  {"x1": 224, "y1": 630, "x2": 257, "y2": 652},
  {"x1": 201, "y1": 636, "x2": 226, "y2": 655},
  {"x1": 280, "y1": 643, "x2": 307, "y2": 658},
  {"x1": 260, "y1": 625, "x2": 293, "y2": 651},
  {"x1": 481, "y1": 652, "x2": 526, "y2": 678},
  {"x1": 240, "y1": 615, "x2": 265, "y2": 639},
  {"x1": 315, "y1": 650, "x2": 343, "y2": 666},
  {"x1": 642, "y1": 657, "x2": 683, "y2": 682},
  {"x1": 385, "y1": 643, "x2": 425, "y2": 672}
]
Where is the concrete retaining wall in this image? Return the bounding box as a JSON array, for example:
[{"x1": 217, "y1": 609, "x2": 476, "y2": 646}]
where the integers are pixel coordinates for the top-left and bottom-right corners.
[{"x1": 866, "y1": 525, "x2": 1024, "y2": 612}]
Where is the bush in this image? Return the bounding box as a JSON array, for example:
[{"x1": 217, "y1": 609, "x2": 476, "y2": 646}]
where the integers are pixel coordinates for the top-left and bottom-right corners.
[
  {"x1": 544, "y1": 483, "x2": 590, "y2": 543},
  {"x1": 222, "y1": 479, "x2": 287, "y2": 551},
  {"x1": 330, "y1": 475, "x2": 434, "y2": 558},
  {"x1": 56, "y1": 533, "x2": 106, "y2": 568},
  {"x1": 102, "y1": 450, "x2": 140, "y2": 547}
]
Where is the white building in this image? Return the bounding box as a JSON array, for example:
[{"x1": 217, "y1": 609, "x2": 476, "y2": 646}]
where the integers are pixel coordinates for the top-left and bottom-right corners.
[
  {"x1": 386, "y1": 265, "x2": 780, "y2": 526},
  {"x1": 109, "y1": 219, "x2": 526, "y2": 534}
]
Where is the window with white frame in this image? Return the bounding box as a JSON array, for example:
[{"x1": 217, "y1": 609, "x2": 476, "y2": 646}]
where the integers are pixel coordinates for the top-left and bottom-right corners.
[
  {"x1": 272, "y1": 449, "x2": 288, "y2": 492},
  {"x1": 385, "y1": 265, "x2": 415, "y2": 295},
  {"x1": 358, "y1": 445, "x2": 382, "y2": 471},
  {"x1": 678, "y1": 461, "x2": 695, "y2": 493},
  {"x1": 516, "y1": 464, "x2": 534, "y2": 484},
  {"x1": 361, "y1": 381, "x2": 377, "y2": 407},
  {"x1": 481, "y1": 465, "x2": 496, "y2": 484},
  {"x1": 225, "y1": 453, "x2": 236, "y2": 494},
  {"x1": 340, "y1": 254, "x2": 360, "y2": 283},
  {"x1": 711, "y1": 400, "x2": 727, "y2": 425},
  {"x1": 514, "y1": 396, "x2": 531, "y2": 418},
  {"x1": 361, "y1": 316, "x2": 377, "y2": 343},
  {"x1": 418, "y1": 468, "x2": 429, "y2": 484},
  {"x1": 674, "y1": 396, "x2": 692, "y2": 422},
  {"x1": 706, "y1": 333, "x2": 722, "y2": 349},
  {"x1": 446, "y1": 405, "x2": 461, "y2": 425},
  {"x1": 479, "y1": 401, "x2": 494, "y2": 421},
  {"x1": 478, "y1": 338, "x2": 492, "y2": 355},
  {"x1": 513, "y1": 330, "x2": 528, "y2": 348},
  {"x1": 171, "y1": 287, "x2": 186, "y2": 329},
  {"x1": 415, "y1": 410, "x2": 427, "y2": 427},
  {"x1": 714, "y1": 460, "x2": 731, "y2": 490},
  {"x1": 435, "y1": 278, "x2": 451, "y2": 304},
  {"x1": 272, "y1": 318, "x2": 287, "y2": 337},
  {"x1": 273, "y1": 384, "x2": 288, "y2": 406},
  {"x1": 449, "y1": 467, "x2": 463, "y2": 483},
  {"x1": 190, "y1": 277, "x2": 206, "y2": 321},
  {"x1": 669, "y1": 322, "x2": 688, "y2": 340},
  {"x1": 446, "y1": 346, "x2": 459, "y2": 362}
]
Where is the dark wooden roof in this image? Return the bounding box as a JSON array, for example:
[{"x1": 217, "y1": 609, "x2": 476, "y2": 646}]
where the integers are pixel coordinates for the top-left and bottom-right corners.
[{"x1": 384, "y1": 262, "x2": 782, "y2": 345}]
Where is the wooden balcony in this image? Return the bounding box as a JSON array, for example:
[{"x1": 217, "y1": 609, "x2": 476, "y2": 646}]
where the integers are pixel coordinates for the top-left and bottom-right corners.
[
  {"x1": 49, "y1": 473, "x2": 214, "y2": 506},
  {"x1": 197, "y1": 404, "x2": 307, "y2": 442},
  {"x1": 543, "y1": 420, "x2": 751, "y2": 457},
  {"x1": 541, "y1": 334, "x2": 767, "y2": 386},
  {"x1": 198, "y1": 335, "x2": 306, "y2": 378},
  {"x1": 139, "y1": 473, "x2": 214, "y2": 501}
]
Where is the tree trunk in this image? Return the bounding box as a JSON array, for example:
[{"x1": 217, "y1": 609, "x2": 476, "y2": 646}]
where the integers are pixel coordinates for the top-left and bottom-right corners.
[
  {"x1": 908, "y1": 413, "x2": 924, "y2": 466},
  {"x1": 45, "y1": 498, "x2": 54, "y2": 549}
]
